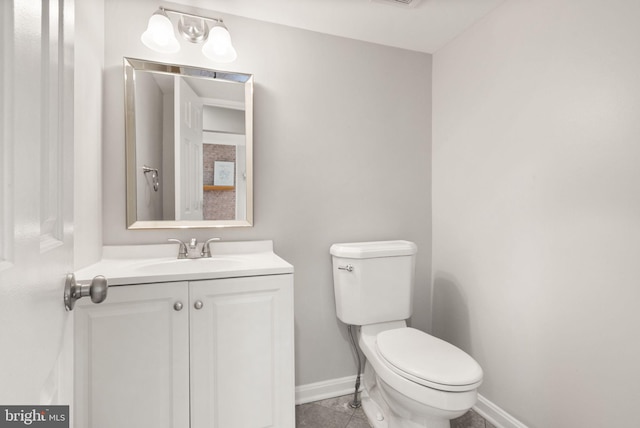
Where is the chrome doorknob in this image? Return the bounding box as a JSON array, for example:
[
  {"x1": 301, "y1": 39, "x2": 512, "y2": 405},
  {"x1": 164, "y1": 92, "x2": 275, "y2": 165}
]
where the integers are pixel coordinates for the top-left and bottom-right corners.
[
  {"x1": 89, "y1": 276, "x2": 108, "y2": 304},
  {"x1": 194, "y1": 300, "x2": 203, "y2": 310},
  {"x1": 64, "y1": 273, "x2": 109, "y2": 311},
  {"x1": 174, "y1": 302, "x2": 183, "y2": 311}
]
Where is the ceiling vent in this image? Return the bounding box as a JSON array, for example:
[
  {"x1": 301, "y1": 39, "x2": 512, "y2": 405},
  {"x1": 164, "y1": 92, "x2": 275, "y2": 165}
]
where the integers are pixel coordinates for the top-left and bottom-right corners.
[{"x1": 370, "y1": 0, "x2": 422, "y2": 8}]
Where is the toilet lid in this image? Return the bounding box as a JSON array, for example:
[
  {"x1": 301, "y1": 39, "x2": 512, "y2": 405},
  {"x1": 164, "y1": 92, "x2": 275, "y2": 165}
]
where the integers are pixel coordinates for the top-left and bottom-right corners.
[{"x1": 376, "y1": 328, "x2": 483, "y2": 391}]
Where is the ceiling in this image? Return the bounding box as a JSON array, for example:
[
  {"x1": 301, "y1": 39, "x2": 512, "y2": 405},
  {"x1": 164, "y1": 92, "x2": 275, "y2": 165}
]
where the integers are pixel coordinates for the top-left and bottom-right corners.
[{"x1": 168, "y1": 0, "x2": 505, "y2": 54}]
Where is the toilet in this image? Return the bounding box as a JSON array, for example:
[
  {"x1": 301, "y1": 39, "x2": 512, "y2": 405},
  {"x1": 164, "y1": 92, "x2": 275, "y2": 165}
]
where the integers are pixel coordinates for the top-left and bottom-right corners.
[{"x1": 330, "y1": 240, "x2": 483, "y2": 428}]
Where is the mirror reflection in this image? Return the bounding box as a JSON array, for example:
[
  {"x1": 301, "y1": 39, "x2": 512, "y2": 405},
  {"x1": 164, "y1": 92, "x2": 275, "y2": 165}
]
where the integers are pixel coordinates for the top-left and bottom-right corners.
[{"x1": 124, "y1": 58, "x2": 253, "y2": 229}]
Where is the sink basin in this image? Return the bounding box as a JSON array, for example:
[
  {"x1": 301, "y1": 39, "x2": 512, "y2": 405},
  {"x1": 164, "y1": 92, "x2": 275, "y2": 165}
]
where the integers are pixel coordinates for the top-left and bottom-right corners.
[
  {"x1": 129, "y1": 257, "x2": 245, "y2": 275},
  {"x1": 75, "y1": 241, "x2": 294, "y2": 285}
]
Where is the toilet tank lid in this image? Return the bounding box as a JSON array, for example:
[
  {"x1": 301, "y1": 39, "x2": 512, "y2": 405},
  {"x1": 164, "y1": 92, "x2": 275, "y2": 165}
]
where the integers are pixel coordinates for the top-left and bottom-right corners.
[{"x1": 330, "y1": 240, "x2": 417, "y2": 259}]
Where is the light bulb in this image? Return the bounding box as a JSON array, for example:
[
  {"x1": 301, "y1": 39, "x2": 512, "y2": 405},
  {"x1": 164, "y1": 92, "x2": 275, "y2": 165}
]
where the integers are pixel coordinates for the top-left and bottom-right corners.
[
  {"x1": 141, "y1": 10, "x2": 180, "y2": 54},
  {"x1": 202, "y1": 23, "x2": 237, "y2": 63}
]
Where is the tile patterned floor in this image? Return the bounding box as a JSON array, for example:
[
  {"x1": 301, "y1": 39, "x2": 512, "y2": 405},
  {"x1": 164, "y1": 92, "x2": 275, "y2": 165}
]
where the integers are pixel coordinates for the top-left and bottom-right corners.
[
  {"x1": 451, "y1": 409, "x2": 497, "y2": 428},
  {"x1": 296, "y1": 395, "x2": 371, "y2": 428},
  {"x1": 295, "y1": 395, "x2": 497, "y2": 428}
]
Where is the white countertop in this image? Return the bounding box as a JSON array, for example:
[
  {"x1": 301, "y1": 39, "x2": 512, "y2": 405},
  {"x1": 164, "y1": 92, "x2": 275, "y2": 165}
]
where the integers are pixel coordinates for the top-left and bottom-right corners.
[{"x1": 75, "y1": 240, "x2": 293, "y2": 286}]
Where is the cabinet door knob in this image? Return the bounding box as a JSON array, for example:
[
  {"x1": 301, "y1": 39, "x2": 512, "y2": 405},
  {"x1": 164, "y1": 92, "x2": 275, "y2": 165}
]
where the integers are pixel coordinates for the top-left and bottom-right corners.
[
  {"x1": 174, "y1": 301, "x2": 183, "y2": 311},
  {"x1": 194, "y1": 300, "x2": 203, "y2": 310}
]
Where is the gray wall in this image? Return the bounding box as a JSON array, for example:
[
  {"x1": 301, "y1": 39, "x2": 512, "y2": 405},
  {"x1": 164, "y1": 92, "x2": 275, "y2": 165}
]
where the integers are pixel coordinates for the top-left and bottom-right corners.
[
  {"x1": 74, "y1": 0, "x2": 104, "y2": 269},
  {"x1": 203, "y1": 105, "x2": 244, "y2": 134},
  {"x1": 103, "y1": 0, "x2": 431, "y2": 386},
  {"x1": 432, "y1": 0, "x2": 640, "y2": 426},
  {"x1": 134, "y1": 71, "x2": 164, "y2": 221}
]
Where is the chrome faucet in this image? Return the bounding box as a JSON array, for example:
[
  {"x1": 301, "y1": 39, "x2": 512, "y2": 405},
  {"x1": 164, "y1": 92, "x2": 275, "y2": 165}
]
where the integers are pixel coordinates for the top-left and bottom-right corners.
[
  {"x1": 169, "y1": 238, "x2": 221, "y2": 259},
  {"x1": 189, "y1": 238, "x2": 198, "y2": 250},
  {"x1": 168, "y1": 238, "x2": 189, "y2": 259},
  {"x1": 200, "y1": 238, "x2": 221, "y2": 258}
]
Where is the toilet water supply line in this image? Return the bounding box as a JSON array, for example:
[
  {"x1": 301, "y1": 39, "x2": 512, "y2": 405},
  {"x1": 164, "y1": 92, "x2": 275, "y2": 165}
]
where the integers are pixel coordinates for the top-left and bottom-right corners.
[{"x1": 348, "y1": 324, "x2": 362, "y2": 409}]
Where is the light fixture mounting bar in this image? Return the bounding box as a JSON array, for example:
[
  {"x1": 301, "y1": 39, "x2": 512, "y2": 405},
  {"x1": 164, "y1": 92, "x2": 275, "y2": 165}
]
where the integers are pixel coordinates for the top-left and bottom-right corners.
[{"x1": 159, "y1": 7, "x2": 223, "y2": 24}]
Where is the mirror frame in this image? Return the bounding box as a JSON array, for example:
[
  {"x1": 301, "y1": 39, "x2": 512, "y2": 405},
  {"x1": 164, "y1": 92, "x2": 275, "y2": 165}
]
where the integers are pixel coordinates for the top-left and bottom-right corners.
[{"x1": 123, "y1": 57, "x2": 254, "y2": 229}]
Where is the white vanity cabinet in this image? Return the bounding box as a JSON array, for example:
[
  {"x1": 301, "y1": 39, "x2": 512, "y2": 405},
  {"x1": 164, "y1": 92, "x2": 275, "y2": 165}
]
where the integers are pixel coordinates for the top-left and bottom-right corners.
[
  {"x1": 189, "y1": 275, "x2": 294, "y2": 428},
  {"x1": 73, "y1": 241, "x2": 294, "y2": 428},
  {"x1": 74, "y1": 281, "x2": 191, "y2": 428}
]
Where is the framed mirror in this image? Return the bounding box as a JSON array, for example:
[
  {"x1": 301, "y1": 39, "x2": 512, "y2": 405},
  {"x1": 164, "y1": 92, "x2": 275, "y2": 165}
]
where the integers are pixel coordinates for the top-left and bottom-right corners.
[{"x1": 124, "y1": 57, "x2": 253, "y2": 229}]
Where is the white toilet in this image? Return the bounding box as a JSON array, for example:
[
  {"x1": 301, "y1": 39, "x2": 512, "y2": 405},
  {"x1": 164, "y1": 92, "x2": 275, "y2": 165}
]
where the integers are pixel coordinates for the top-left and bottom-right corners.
[{"x1": 330, "y1": 240, "x2": 483, "y2": 428}]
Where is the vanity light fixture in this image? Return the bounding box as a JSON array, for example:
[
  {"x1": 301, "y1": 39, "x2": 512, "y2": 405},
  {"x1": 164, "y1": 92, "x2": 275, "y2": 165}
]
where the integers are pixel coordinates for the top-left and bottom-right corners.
[
  {"x1": 140, "y1": 9, "x2": 180, "y2": 54},
  {"x1": 141, "y1": 7, "x2": 237, "y2": 63}
]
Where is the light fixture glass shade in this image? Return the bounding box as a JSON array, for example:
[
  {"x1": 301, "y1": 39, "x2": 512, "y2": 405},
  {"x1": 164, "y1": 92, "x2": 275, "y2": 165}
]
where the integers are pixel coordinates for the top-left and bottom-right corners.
[
  {"x1": 202, "y1": 23, "x2": 237, "y2": 63},
  {"x1": 141, "y1": 10, "x2": 180, "y2": 54}
]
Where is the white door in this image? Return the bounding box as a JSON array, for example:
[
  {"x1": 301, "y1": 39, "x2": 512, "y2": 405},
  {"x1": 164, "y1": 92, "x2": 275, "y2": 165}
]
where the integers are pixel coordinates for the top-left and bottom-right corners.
[
  {"x1": 74, "y1": 282, "x2": 190, "y2": 428},
  {"x1": 0, "y1": 0, "x2": 75, "y2": 405},
  {"x1": 175, "y1": 77, "x2": 204, "y2": 221}
]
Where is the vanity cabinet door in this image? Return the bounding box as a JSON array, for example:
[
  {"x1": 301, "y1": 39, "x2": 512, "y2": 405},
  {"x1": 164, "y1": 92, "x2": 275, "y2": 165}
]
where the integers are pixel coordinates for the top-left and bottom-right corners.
[
  {"x1": 189, "y1": 274, "x2": 295, "y2": 428},
  {"x1": 75, "y1": 282, "x2": 190, "y2": 428}
]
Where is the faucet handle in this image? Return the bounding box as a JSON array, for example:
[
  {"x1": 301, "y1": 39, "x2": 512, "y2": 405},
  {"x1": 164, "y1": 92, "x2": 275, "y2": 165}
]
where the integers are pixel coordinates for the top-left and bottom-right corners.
[
  {"x1": 189, "y1": 238, "x2": 198, "y2": 249},
  {"x1": 201, "y1": 238, "x2": 221, "y2": 258},
  {"x1": 168, "y1": 238, "x2": 188, "y2": 259}
]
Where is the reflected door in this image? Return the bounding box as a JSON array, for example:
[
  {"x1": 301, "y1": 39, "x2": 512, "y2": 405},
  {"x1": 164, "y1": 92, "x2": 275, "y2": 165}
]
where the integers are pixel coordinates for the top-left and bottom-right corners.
[{"x1": 175, "y1": 77, "x2": 204, "y2": 221}]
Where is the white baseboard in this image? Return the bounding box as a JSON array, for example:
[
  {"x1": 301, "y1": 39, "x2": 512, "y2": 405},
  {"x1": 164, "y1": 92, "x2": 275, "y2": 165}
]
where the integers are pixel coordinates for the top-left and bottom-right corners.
[
  {"x1": 296, "y1": 377, "x2": 528, "y2": 428},
  {"x1": 474, "y1": 394, "x2": 528, "y2": 428},
  {"x1": 295, "y1": 375, "x2": 359, "y2": 405}
]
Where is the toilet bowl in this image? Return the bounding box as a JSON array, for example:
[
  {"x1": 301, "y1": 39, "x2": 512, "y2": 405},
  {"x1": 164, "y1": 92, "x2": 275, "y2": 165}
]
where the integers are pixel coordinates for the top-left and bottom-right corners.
[
  {"x1": 330, "y1": 241, "x2": 483, "y2": 428},
  {"x1": 357, "y1": 321, "x2": 482, "y2": 428}
]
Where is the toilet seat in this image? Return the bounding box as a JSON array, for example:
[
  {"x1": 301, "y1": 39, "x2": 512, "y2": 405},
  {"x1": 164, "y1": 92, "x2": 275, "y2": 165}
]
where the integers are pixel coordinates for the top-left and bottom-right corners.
[{"x1": 375, "y1": 328, "x2": 483, "y2": 392}]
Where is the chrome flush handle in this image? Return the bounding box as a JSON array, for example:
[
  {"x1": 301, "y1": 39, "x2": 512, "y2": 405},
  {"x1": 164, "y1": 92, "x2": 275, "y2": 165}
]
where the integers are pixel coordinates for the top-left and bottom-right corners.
[{"x1": 338, "y1": 264, "x2": 354, "y2": 272}]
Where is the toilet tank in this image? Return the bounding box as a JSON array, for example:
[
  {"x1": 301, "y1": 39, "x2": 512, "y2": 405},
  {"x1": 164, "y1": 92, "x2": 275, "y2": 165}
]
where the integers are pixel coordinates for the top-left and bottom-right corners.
[{"x1": 330, "y1": 240, "x2": 417, "y2": 325}]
